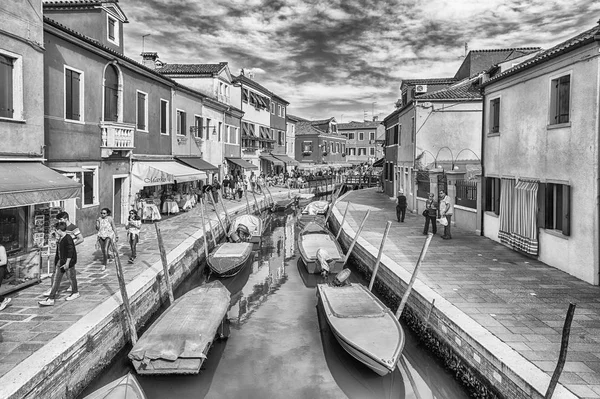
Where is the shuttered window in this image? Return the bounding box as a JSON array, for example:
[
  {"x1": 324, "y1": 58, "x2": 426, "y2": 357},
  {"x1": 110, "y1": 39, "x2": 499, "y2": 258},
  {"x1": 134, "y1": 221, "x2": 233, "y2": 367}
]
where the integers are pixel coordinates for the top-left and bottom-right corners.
[
  {"x1": 104, "y1": 65, "x2": 119, "y2": 121},
  {"x1": 490, "y1": 98, "x2": 500, "y2": 133},
  {"x1": 136, "y1": 91, "x2": 146, "y2": 130},
  {"x1": 160, "y1": 99, "x2": 168, "y2": 134},
  {"x1": 538, "y1": 183, "x2": 570, "y2": 236},
  {"x1": 108, "y1": 17, "x2": 116, "y2": 40},
  {"x1": 0, "y1": 54, "x2": 14, "y2": 119},
  {"x1": 550, "y1": 75, "x2": 570, "y2": 125},
  {"x1": 176, "y1": 110, "x2": 186, "y2": 135}
]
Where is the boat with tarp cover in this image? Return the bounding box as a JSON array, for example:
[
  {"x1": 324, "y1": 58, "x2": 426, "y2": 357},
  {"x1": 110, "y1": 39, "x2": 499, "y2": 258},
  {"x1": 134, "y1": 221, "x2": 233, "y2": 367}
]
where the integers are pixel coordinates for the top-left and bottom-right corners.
[
  {"x1": 297, "y1": 222, "x2": 344, "y2": 274},
  {"x1": 128, "y1": 281, "x2": 230, "y2": 375},
  {"x1": 208, "y1": 242, "x2": 254, "y2": 277},
  {"x1": 317, "y1": 282, "x2": 405, "y2": 376},
  {"x1": 83, "y1": 373, "x2": 146, "y2": 399},
  {"x1": 302, "y1": 200, "x2": 329, "y2": 216},
  {"x1": 270, "y1": 197, "x2": 297, "y2": 212},
  {"x1": 228, "y1": 214, "x2": 264, "y2": 248},
  {"x1": 295, "y1": 192, "x2": 315, "y2": 207}
]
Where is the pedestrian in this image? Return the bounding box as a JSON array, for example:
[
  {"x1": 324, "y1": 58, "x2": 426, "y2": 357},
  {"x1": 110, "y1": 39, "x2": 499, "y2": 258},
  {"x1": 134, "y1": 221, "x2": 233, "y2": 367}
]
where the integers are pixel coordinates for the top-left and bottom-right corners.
[
  {"x1": 256, "y1": 174, "x2": 264, "y2": 194},
  {"x1": 126, "y1": 209, "x2": 142, "y2": 263},
  {"x1": 0, "y1": 244, "x2": 12, "y2": 311},
  {"x1": 236, "y1": 177, "x2": 244, "y2": 201},
  {"x1": 43, "y1": 211, "x2": 84, "y2": 296},
  {"x1": 96, "y1": 207, "x2": 118, "y2": 271},
  {"x1": 39, "y1": 221, "x2": 80, "y2": 306},
  {"x1": 439, "y1": 190, "x2": 454, "y2": 239},
  {"x1": 250, "y1": 171, "x2": 256, "y2": 192},
  {"x1": 212, "y1": 177, "x2": 221, "y2": 203},
  {"x1": 396, "y1": 190, "x2": 407, "y2": 222},
  {"x1": 222, "y1": 175, "x2": 230, "y2": 199},
  {"x1": 423, "y1": 193, "x2": 438, "y2": 235}
]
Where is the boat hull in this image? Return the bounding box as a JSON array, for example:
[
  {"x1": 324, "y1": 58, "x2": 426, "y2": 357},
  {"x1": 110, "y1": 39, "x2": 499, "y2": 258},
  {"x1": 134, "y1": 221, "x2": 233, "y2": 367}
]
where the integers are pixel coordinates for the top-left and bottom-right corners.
[
  {"x1": 229, "y1": 214, "x2": 263, "y2": 249},
  {"x1": 298, "y1": 223, "x2": 344, "y2": 274},
  {"x1": 208, "y1": 242, "x2": 254, "y2": 277},
  {"x1": 83, "y1": 373, "x2": 146, "y2": 399},
  {"x1": 316, "y1": 283, "x2": 405, "y2": 376}
]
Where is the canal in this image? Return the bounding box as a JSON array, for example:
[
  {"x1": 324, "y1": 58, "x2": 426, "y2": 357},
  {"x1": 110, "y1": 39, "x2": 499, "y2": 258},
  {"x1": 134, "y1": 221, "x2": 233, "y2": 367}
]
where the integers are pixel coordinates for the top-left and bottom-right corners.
[{"x1": 78, "y1": 208, "x2": 470, "y2": 399}]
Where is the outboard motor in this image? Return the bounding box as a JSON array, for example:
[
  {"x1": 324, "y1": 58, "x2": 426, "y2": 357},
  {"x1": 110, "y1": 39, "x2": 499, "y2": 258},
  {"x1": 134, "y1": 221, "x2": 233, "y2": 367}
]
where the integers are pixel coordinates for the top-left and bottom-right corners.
[
  {"x1": 332, "y1": 268, "x2": 351, "y2": 287},
  {"x1": 237, "y1": 224, "x2": 251, "y2": 242},
  {"x1": 316, "y1": 248, "x2": 331, "y2": 277}
]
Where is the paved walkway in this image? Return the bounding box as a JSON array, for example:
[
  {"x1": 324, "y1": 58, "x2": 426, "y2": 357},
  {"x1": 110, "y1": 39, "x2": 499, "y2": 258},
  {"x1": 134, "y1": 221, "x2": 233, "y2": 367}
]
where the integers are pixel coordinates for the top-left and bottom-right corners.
[
  {"x1": 0, "y1": 187, "x2": 292, "y2": 381},
  {"x1": 336, "y1": 188, "x2": 600, "y2": 399}
]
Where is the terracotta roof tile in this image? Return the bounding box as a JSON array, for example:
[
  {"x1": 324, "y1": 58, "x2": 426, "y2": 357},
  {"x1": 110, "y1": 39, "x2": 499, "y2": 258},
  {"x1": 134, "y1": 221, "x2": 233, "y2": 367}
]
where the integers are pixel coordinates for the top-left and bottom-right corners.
[
  {"x1": 401, "y1": 77, "x2": 457, "y2": 86},
  {"x1": 338, "y1": 121, "x2": 381, "y2": 129},
  {"x1": 416, "y1": 78, "x2": 482, "y2": 101},
  {"x1": 156, "y1": 62, "x2": 228, "y2": 76},
  {"x1": 296, "y1": 121, "x2": 326, "y2": 136}
]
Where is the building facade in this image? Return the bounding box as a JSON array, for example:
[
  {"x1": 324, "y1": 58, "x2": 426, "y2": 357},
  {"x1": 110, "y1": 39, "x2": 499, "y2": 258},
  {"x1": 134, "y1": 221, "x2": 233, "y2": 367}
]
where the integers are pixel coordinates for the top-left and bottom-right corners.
[
  {"x1": 338, "y1": 119, "x2": 385, "y2": 166},
  {"x1": 295, "y1": 118, "x2": 347, "y2": 168},
  {"x1": 481, "y1": 22, "x2": 600, "y2": 284}
]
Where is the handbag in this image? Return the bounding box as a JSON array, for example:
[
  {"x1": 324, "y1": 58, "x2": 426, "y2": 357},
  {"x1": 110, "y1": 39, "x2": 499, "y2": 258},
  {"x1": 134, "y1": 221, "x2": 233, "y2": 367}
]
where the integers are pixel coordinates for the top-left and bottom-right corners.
[
  {"x1": 422, "y1": 209, "x2": 428, "y2": 217},
  {"x1": 438, "y1": 217, "x2": 448, "y2": 226}
]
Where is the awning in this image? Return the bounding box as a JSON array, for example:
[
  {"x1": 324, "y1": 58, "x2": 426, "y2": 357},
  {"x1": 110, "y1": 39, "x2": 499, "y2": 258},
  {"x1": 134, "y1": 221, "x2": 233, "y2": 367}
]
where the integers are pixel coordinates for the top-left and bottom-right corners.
[
  {"x1": 259, "y1": 154, "x2": 284, "y2": 166},
  {"x1": 372, "y1": 158, "x2": 385, "y2": 167},
  {"x1": 271, "y1": 154, "x2": 298, "y2": 166},
  {"x1": 0, "y1": 162, "x2": 81, "y2": 209},
  {"x1": 132, "y1": 161, "x2": 207, "y2": 189},
  {"x1": 176, "y1": 157, "x2": 219, "y2": 173},
  {"x1": 226, "y1": 157, "x2": 258, "y2": 170},
  {"x1": 50, "y1": 165, "x2": 88, "y2": 173}
]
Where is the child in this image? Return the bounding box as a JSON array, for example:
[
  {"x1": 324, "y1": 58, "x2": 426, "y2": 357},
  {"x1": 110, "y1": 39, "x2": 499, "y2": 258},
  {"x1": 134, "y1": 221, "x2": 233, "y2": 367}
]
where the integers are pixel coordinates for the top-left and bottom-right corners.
[{"x1": 126, "y1": 209, "x2": 142, "y2": 263}]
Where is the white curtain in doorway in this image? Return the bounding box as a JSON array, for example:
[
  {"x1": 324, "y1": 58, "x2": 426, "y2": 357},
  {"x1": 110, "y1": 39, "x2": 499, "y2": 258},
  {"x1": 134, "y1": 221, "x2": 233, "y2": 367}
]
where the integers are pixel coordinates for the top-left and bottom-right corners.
[
  {"x1": 498, "y1": 178, "x2": 514, "y2": 246},
  {"x1": 511, "y1": 180, "x2": 539, "y2": 255}
]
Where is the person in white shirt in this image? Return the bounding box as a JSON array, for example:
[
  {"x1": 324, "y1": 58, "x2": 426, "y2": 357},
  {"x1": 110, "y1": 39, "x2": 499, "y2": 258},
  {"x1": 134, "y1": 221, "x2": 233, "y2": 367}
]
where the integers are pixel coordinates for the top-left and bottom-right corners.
[{"x1": 439, "y1": 190, "x2": 454, "y2": 239}]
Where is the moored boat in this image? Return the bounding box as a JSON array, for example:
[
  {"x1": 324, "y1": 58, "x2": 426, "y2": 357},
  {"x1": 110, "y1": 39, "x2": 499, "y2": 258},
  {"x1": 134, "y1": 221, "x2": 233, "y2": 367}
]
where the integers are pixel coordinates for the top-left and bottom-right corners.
[
  {"x1": 270, "y1": 197, "x2": 297, "y2": 212},
  {"x1": 317, "y1": 282, "x2": 405, "y2": 376},
  {"x1": 208, "y1": 242, "x2": 254, "y2": 277},
  {"x1": 83, "y1": 373, "x2": 146, "y2": 399},
  {"x1": 128, "y1": 281, "x2": 230, "y2": 375},
  {"x1": 302, "y1": 200, "x2": 329, "y2": 216},
  {"x1": 228, "y1": 214, "x2": 264, "y2": 248},
  {"x1": 297, "y1": 222, "x2": 344, "y2": 274},
  {"x1": 295, "y1": 192, "x2": 315, "y2": 207}
]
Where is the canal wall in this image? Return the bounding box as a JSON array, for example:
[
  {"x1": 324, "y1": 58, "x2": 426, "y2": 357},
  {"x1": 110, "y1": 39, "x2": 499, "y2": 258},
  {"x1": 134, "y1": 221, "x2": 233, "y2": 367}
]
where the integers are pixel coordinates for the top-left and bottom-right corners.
[
  {"x1": 328, "y1": 195, "x2": 577, "y2": 399},
  {"x1": 0, "y1": 190, "x2": 299, "y2": 399}
]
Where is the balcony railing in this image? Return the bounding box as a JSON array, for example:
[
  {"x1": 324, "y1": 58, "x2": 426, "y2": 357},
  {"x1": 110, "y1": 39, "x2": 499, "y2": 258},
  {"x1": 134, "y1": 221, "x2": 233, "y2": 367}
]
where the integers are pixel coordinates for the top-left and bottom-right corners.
[{"x1": 100, "y1": 121, "x2": 135, "y2": 158}]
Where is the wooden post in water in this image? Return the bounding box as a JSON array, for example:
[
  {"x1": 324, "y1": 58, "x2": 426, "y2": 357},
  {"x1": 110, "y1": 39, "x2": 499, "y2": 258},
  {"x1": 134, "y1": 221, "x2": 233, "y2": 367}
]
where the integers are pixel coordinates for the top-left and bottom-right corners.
[
  {"x1": 218, "y1": 191, "x2": 232, "y2": 229},
  {"x1": 244, "y1": 190, "x2": 252, "y2": 214},
  {"x1": 154, "y1": 222, "x2": 175, "y2": 305},
  {"x1": 264, "y1": 184, "x2": 275, "y2": 206},
  {"x1": 342, "y1": 209, "x2": 371, "y2": 267},
  {"x1": 323, "y1": 183, "x2": 345, "y2": 227},
  {"x1": 545, "y1": 302, "x2": 577, "y2": 399},
  {"x1": 198, "y1": 197, "x2": 210, "y2": 260},
  {"x1": 250, "y1": 189, "x2": 260, "y2": 214},
  {"x1": 399, "y1": 357, "x2": 423, "y2": 399},
  {"x1": 204, "y1": 198, "x2": 217, "y2": 247},
  {"x1": 368, "y1": 221, "x2": 392, "y2": 291},
  {"x1": 335, "y1": 201, "x2": 350, "y2": 240},
  {"x1": 208, "y1": 192, "x2": 228, "y2": 241},
  {"x1": 395, "y1": 233, "x2": 433, "y2": 319},
  {"x1": 110, "y1": 243, "x2": 138, "y2": 345}
]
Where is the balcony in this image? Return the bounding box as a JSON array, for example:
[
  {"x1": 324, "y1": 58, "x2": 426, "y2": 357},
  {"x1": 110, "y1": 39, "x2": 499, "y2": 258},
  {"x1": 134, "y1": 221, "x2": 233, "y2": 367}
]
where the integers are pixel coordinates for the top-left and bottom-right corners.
[{"x1": 100, "y1": 121, "x2": 135, "y2": 158}]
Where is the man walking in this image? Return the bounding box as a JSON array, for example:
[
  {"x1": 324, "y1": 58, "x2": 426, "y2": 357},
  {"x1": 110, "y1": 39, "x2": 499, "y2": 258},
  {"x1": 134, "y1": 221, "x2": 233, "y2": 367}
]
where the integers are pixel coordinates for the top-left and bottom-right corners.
[
  {"x1": 439, "y1": 190, "x2": 454, "y2": 239},
  {"x1": 39, "y1": 222, "x2": 80, "y2": 305},
  {"x1": 396, "y1": 190, "x2": 407, "y2": 222}
]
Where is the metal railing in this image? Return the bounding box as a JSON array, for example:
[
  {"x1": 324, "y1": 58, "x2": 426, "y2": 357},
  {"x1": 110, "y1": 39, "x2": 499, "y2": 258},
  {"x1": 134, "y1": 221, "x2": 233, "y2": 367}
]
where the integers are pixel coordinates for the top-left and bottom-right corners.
[{"x1": 456, "y1": 179, "x2": 477, "y2": 208}]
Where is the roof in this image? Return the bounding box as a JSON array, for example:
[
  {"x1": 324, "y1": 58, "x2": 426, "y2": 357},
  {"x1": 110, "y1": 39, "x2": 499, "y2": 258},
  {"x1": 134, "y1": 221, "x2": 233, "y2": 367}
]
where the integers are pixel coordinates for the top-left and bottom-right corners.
[
  {"x1": 338, "y1": 120, "x2": 381, "y2": 129},
  {"x1": 483, "y1": 23, "x2": 600, "y2": 86},
  {"x1": 415, "y1": 77, "x2": 482, "y2": 101},
  {"x1": 156, "y1": 62, "x2": 228, "y2": 76},
  {"x1": 401, "y1": 78, "x2": 457, "y2": 86},
  {"x1": 466, "y1": 47, "x2": 541, "y2": 53},
  {"x1": 310, "y1": 117, "x2": 336, "y2": 125},
  {"x1": 286, "y1": 114, "x2": 306, "y2": 122},
  {"x1": 454, "y1": 47, "x2": 542, "y2": 79},
  {"x1": 43, "y1": 0, "x2": 128, "y2": 22},
  {"x1": 234, "y1": 74, "x2": 272, "y2": 96},
  {"x1": 296, "y1": 121, "x2": 327, "y2": 136}
]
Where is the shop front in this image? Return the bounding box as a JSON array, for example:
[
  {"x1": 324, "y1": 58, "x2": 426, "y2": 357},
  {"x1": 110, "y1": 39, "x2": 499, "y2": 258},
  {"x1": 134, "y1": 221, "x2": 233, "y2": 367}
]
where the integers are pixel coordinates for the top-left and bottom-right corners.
[
  {"x1": 0, "y1": 162, "x2": 81, "y2": 295},
  {"x1": 259, "y1": 154, "x2": 284, "y2": 176},
  {"x1": 226, "y1": 157, "x2": 258, "y2": 181},
  {"x1": 131, "y1": 160, "x2": 207, "y2": 222}
]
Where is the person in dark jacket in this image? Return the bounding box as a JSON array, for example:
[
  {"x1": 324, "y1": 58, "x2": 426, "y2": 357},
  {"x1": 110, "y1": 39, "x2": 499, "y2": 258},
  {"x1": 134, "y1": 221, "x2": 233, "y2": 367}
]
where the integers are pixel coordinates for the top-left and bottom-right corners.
[
  {"x1": 38, "y1": 222, "x2": 80, "y2": 306},
  {"x1": 423, "y1": 193, "x2": 438, "y2": 235},
  {"x1": 396, "y1": 190, "x2": 408, "y2": 222}
]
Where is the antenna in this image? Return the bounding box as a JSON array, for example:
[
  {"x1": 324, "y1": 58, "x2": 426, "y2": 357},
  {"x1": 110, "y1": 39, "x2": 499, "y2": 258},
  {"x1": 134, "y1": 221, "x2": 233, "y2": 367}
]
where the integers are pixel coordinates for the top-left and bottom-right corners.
[
  {"x1": 141, "y1": 34, "x2": 150, "y2": 54},
  {"x1": 464, "y1": 42, "x2": 468, "y2": 57}
]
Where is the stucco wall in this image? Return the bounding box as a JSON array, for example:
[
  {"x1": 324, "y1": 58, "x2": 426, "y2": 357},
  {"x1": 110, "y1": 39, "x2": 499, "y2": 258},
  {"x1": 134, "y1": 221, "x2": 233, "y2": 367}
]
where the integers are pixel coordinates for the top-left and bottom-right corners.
[
  {"x1": 171, "y1": 89, "x2": 203, "y2": 157},
  {"x1": 0, "y1": 1, "x2": 45, "y2": 155},
  {"x1": 483, "y1": 45, "x2": 599, "y2": 284},
  {"x1": 202, "y1": 106, "x2": 225, "y2": 175}
]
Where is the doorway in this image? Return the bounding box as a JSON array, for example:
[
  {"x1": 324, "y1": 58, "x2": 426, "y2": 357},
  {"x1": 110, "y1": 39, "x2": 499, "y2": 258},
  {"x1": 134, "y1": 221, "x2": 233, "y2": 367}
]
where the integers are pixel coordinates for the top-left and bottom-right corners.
[{"x1": 113, "y1": 175, "x2": 128, "y2": 225}]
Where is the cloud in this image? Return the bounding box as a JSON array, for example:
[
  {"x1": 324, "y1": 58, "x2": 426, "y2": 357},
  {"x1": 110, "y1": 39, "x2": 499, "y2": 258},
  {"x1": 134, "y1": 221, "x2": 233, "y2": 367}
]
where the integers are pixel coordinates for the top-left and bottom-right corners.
[{"x1": 121, "y1": 0, "x2": 600, "y2": 121}]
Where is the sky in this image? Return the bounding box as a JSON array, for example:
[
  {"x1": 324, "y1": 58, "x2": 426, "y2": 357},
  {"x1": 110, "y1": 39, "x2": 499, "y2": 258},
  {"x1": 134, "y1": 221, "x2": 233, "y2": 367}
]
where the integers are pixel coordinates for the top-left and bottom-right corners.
[{"x1": 120, "y1": 0, "x2": 600, "y2": 122}]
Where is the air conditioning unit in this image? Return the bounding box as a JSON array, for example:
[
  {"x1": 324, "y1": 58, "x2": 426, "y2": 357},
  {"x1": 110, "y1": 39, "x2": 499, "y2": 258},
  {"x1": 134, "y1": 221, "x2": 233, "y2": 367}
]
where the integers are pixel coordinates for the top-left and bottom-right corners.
[{"x1": 415, "y1": 84, "x2": 428, "y2": 93}]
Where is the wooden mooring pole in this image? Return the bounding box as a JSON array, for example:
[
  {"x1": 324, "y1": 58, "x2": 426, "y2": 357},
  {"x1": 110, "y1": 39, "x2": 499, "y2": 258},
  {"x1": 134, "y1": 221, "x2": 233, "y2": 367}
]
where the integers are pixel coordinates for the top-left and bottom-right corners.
[
  {"x1": 218, "y1": 191, "x2": 232, "y2": 230},
  {"x1": 208, "y1": 191, "x2": 228, "y2": 241},
  {"x1": 244, "y1": 189, "x2": 252, "y2": 214},
  {"x1": 368, "y1": 221, "x2": 392, "y2": 292},
  {"x1": 110, "y1": 243, "x2": 138, "y2": 345},
  {"x1": 395, "y1": 233, "x2": 433, "y2": 319},
  {"x1": 545, "y1": 302, "x2": 577, "y2": 398},
  {"x1": 335, "y1": 201, "x2": 350, "y2": 240},
  {"x1": 203, "y1": 198, "x2": 217, "y2": 247},
  {"x1": 250, "y1": 189, "x2": 260, "y2": 214},
  {"x1": 154, "y1": 222, "x2": 175, "y2": 305},
  {"x1": 342, "y1": 209, "x2": 371, "y2": 267},
  {"x1": 323, "y1": 183, "x2": 344, "y2": 227},
  {"x1": 198, "y1": 197, "x2": 210, "y2": 260}
]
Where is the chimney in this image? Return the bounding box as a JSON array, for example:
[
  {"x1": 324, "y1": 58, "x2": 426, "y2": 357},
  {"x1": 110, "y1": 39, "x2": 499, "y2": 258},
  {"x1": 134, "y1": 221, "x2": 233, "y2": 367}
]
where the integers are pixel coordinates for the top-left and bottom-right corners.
[
  {"x1": 372, "y1": 116, "x2": 379, "y2": 122},
  {"x1": 141, "y1": 52, "x2": 159, "y2": 69}
]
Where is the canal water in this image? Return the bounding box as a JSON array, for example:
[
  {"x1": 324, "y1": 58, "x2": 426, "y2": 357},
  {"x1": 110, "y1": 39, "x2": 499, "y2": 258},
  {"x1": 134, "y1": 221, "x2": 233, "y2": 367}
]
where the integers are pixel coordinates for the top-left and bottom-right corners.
[{"x1": 78, "y1": 208, "x2": 470, "y2": 399}]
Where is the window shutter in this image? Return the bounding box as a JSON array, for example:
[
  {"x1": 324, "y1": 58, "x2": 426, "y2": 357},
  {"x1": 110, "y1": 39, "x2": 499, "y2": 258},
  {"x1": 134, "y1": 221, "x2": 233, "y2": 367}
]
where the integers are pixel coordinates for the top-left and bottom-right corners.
[
  {"x1": 137, "y1": 92, "x2": 144, "y2": 129},
  {"x1": 65, "y1": 69, "x2": 73, "y2": 120},
  {"x1": 558, "y1": 75, "x2": 570, "y2": 124},
  {"x1": 160, "y1": 101, "x2": 167, "y2": 133},
  {"x1": 182, "y1": 113, "x2": 187, "y2": 135},
  {"x1": 72, "y1": 71, "x2": 80, "y2": 120},
  {"x1": 537, "y1": 182, "x2": 546, "y2": 229},
  {"x1": 562, "y1": 185, "x2": 570, "y2": 236},
  {"x1": 0, "y1": 55, "x2": 13, "y2": 118}
]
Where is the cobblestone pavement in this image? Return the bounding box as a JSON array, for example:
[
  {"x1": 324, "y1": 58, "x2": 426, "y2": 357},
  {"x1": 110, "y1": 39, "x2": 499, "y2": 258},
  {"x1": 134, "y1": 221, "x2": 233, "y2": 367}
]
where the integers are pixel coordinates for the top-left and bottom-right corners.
[
  {"x1": 0, "y1": 187, "x2": 293, "y2": 381},
  {"x1": 337, "y1": 188, "x2": 600, "y2": 398}
]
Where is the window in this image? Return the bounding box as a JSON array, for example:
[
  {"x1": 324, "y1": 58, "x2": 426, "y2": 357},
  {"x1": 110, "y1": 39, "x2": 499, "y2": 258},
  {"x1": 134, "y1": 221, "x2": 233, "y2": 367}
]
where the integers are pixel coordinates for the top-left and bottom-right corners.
[
  {"x1": 0, "y1": 53, "x2": 17, "y2": 119},
  {"x1": 323, "y1": 141, "x2": 328, "y2": 153},
  {"x1": 369, "y1": 147, "x2": 375, "y2": 156},
  {"x1": 104, "y1": 64, "x2": 119, "y2": 121},
  {"x1": 348, "y1": 132, "x2": 355, "y2": 140},
  {"x1": 234, "y1": 127, "x2": 239, "y2": 144},
  {"x1": 218, "y1": 122, "x2": 222, "y2": 141},
  {"x1": 347, "y1": 147, "x2": 356, "y2": 156},
  {"x1": 336, "y1": 143, "x2": 340, "y2": 153},
  {"x1": 369, "y1": 132, "x2": 375, "y2": 141},
  {"x1": 107, "y1": 15, "x2": 119, "y2": 45},
  {"x1": 271, "y1": 102, "x2": 275, "y2": 114},
  {"x1": 136, "y1": 91, "x2": 147, "y2": 131},
  {"x1": 242, "y1": 89, "x2": 249, "y2": 103},
  {"x1": 176, "y1": 110, "x2": 186, "y2": 135},
  {"x1": 490, "y1": 98, "x2": 500, "y2": 133},
  {"x1": 82, "y1": 166, "x2": 98, "y2": 207},
  {"x1": 65, "y1": 66, "x2": 83, "y2": 122},
  {"x1": 358, "y1": 148, "x2": 367, "y2": 156},
  {"x1": 411, "y1": 117, "x2": 415, "y2": 143},
  {"x1": 160, "y1": 99, "x2": 169, "y2": 134},
  {"x1": 359, "y1": 132, "x2": 364, "y2": 141},
  {"x1": 303, "y1": 141, "x2": 313, "y2": 153},
  {"x1": 550, "y1": 74, "x2": 570, "y2": 125},
  {"x1": 278, "y1": 104, "x2": 282, "y2": 117},
  {"x1": 282, "y1": 106, "x2": 285, "y2": 118},
  {"x1": 485, "y1": 177, "x2": 501, "y2": 215},
  {"x1": 206, "y1": 118, "x2": 211, "y2": 139},
  {"x1": 539, "y1": 183, "x2": 570, "y2": 235},
  {"x1": 278, "y1": 131, "x2": 284, "y2": 145},
  {"x1": 194, "y1": 115, "x2": 203, "y2": 138},
  {"x1": 398, "y1": 125, "x2": 402, "y2": 146}
]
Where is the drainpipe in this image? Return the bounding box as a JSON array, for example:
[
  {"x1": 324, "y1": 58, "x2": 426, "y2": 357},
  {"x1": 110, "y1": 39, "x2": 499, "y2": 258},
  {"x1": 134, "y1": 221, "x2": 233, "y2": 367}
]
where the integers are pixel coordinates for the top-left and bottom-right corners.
[
  {"x1": 413, "y1": 99, "x2": 417, "y2": 212},
  {"x1": 596, "y1": 38, "x2": 600, "y2": 283},
  {"x1": 480, "y1": 84, "x2": 486, "y2": 237}
]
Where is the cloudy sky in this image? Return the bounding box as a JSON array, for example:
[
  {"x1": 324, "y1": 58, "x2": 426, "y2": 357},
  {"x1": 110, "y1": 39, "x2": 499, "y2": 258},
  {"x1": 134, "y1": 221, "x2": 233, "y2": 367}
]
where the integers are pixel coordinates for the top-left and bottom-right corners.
[{"x1": 121, "y1": 0, "x2": 600, "y2": 122}]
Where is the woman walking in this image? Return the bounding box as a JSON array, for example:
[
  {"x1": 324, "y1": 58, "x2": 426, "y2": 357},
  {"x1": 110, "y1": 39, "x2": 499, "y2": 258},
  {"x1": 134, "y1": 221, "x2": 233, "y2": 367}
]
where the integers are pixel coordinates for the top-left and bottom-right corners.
[
  {"x1": 126, "y1": 209, "x2": 142, "y2": 263},
  {"x1": 96, "y1": 208, "x2": 118, "y2": 271},
  {"x1": 423, "y1": 193, "x2": 438, "y2": 235}
]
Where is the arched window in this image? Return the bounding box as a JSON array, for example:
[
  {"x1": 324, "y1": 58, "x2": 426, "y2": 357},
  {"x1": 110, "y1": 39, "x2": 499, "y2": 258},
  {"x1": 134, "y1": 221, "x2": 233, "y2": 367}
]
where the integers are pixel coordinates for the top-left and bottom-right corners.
[{"x1": 104, "y1": 64, "x2": 119, "y2": 121}]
